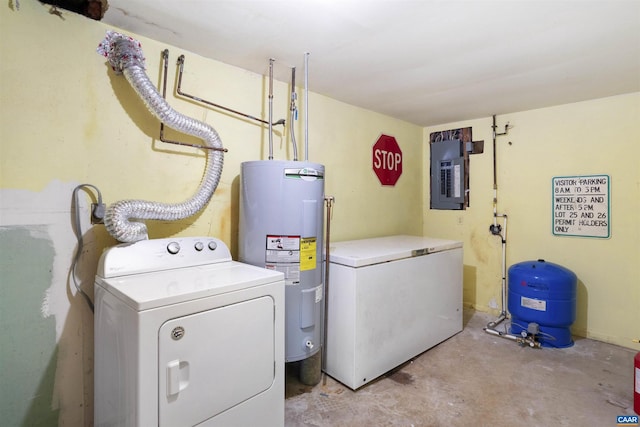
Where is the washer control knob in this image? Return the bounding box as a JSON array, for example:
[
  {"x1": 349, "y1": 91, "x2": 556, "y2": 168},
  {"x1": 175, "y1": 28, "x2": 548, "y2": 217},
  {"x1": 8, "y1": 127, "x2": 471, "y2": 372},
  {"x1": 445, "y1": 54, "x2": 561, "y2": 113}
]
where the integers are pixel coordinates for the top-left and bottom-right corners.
[
  {"x1": 194, "y1": 241, "x2": 204, "y2": 251},
  {"x1": 167, "y1": 242, "x2": 181, "y2": 255},
  {"x1": 208, "y1": 241, "x2": 217, "y2": 251}
]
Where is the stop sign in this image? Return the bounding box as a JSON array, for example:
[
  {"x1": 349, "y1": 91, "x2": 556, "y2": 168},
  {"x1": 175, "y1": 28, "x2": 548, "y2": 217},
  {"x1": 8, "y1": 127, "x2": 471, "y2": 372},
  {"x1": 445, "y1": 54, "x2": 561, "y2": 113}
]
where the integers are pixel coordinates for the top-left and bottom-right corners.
[{"x1": 372, "y1": 134, "x2": 402, "y2": 186}]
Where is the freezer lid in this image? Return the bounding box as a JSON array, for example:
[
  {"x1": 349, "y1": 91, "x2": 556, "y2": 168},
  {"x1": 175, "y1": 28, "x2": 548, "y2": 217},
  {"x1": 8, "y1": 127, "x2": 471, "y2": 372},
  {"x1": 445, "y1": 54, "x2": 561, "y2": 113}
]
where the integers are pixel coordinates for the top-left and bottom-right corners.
[{"x1": 329, "y1": 235, "x2": 462, "y2": 268}]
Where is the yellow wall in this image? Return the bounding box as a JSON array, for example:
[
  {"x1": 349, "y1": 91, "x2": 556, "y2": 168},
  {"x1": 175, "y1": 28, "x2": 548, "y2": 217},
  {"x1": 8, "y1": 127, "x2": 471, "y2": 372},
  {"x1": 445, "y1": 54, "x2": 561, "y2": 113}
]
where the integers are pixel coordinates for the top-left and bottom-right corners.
[
  {"x1": 424, "y1": 93, "x2": 640, "y2": 349},
  {"x1": 2, "y1": 2, "x2": 638, "y2": 426},
  {"x1": 0, "y1": 2, "x2": 423, "y2": 247},
  {"x1": 0, "y1": 2, "x2": 422, "y2": 425}
]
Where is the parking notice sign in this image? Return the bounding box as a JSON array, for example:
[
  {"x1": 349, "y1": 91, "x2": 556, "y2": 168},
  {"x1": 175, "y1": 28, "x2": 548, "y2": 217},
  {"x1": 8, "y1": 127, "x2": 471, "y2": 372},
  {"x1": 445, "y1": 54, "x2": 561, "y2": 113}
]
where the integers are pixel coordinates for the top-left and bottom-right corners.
[{"x1": 552, "y1": 174, "x2": 610, "y2": 238}]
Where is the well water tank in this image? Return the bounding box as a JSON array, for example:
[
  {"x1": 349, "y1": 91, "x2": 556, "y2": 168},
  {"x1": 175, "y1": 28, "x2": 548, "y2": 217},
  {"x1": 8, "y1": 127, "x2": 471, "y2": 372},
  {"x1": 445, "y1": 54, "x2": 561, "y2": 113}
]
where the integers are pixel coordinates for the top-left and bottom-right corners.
[
  {"x1": 508, "y1": 259, "x2": 577, "y2": 348},
  {"x1": 239, "y1": 160, "x2": 325, "y2": 365}
]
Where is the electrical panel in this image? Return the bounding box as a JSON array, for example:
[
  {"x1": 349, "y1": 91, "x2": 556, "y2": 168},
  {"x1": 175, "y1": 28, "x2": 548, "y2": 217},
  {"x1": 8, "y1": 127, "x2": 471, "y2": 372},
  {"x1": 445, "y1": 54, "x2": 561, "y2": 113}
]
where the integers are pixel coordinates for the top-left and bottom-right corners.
[{"x1": 430, "y1": 139, "x2": 465, "y2": 210}]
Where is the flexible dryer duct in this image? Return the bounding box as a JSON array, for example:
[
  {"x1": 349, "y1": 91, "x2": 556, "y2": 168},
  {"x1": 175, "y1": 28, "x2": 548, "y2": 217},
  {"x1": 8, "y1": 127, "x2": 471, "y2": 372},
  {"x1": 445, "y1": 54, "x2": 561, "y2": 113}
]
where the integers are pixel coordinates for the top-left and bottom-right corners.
[{"x1": 97, "y1": 31, "x2": 224, "y2": 243}]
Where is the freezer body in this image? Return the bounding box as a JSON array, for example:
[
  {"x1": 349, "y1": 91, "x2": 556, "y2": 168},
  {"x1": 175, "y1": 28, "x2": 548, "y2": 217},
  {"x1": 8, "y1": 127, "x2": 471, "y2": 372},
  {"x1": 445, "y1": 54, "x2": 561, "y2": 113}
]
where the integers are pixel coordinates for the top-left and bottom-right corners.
[{"x1": 325, "y1": 235, "x2": 463, "y2": 389}]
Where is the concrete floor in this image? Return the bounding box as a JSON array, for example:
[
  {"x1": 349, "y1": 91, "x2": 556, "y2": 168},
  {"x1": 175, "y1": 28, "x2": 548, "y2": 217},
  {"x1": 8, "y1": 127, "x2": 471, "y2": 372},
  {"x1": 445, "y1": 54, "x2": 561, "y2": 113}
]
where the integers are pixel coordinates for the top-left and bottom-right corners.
[{"x1": 285, "y1": 310, "x2": 637, "y2": 426}]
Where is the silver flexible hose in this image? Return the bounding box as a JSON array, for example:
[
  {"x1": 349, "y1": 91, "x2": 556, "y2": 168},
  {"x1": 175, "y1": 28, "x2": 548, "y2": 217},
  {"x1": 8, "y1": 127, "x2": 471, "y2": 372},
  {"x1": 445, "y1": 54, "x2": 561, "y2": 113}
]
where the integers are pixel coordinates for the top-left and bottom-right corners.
[{"x1": 97, "y1": 31, "x2": 224, "y2": 243}]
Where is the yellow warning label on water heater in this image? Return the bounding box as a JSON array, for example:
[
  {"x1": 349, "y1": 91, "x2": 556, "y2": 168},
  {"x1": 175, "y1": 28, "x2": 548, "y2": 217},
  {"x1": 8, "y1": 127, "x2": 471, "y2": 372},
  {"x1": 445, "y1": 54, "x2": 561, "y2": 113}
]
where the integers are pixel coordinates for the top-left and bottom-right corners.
[{"x1": 300, "y1": 237, "x2": 317, "y2": 271}]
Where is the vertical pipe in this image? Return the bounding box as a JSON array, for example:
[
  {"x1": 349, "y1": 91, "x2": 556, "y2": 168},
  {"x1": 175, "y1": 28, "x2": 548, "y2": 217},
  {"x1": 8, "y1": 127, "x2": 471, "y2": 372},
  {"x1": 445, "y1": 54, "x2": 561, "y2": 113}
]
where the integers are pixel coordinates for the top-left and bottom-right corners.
[
  {"x1": 486, "y1": 213, "x2": 508, "y2": 330},
  {"x1": 290, "y1": 67, "x2": 299, "y2": 161},
  {"x1": 304, "y1": 52, "x2": 310, "y2": 161},
  {"x1": 492, "y1": 115, "x2": 498, "y2": 228},
  {"x1": 268, "y1": 58, "x2": 275, "y2": 160},
  {"x1": 159, "y1": 49, "x2": 169, "y2": 140},
  {"x1": 486, "y1": 115, "x2": 511, "y2": 330},
  {"x1": 322, "y1": 196, "x2": 334, "y2": 385},
  {"x1": 498, "y1": 214, "x2": 507, "y2": 318},
  {"x1": 492, "y1": 115, "x2": 498, "y2": 191}
]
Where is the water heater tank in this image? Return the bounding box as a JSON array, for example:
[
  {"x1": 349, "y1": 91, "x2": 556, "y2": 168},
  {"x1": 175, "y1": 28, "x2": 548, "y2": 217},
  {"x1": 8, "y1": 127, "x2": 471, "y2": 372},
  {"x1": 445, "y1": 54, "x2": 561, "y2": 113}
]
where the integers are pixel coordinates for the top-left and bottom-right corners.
[
  {"x1": 508, "y1": 259, "x2": 577, "y2": 348},
  {"x1": 239, "y1": 160, "x2": 325, "y2": 362}
]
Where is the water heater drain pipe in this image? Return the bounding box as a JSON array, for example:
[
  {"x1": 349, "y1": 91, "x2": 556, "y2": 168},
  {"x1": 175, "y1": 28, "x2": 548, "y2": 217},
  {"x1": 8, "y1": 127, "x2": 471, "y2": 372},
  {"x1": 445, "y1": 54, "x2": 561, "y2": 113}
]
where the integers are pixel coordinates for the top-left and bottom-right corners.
[{"x1": 96, "y1": 31, "x2": 225, "y2": 243}]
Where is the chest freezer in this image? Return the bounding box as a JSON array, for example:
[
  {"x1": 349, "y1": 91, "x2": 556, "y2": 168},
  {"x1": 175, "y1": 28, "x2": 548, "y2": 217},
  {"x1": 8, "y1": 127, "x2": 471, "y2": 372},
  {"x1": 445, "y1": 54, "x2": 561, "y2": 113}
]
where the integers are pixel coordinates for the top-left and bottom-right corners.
[{"x1": 324, "y1": 235, "x2": 463, "y2": 389}]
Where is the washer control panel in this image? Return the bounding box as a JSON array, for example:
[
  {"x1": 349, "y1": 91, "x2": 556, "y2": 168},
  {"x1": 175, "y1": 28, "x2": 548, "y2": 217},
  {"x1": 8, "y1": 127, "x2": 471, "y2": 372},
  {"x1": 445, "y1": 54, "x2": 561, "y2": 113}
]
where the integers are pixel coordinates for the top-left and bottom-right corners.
[
  {"x1": 97, "y1": 236, "x2": 231, "y2": 278},
  {"x1": 166, "y1": 239, "x2": 219, "y2": 255}
]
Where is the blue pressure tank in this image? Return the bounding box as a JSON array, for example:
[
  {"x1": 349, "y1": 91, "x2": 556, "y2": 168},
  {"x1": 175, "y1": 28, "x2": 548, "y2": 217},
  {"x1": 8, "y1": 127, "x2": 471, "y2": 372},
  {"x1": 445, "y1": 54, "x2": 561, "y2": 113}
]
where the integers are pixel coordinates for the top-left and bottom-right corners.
[{"x1": 508, "y1": 259, "x2": 577, "y2": 348}]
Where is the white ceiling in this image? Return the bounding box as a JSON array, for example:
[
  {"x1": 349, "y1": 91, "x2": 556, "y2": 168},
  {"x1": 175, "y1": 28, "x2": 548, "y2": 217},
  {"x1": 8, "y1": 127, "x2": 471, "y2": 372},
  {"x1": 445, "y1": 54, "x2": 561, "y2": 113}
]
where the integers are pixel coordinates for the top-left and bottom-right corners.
[{"x1": 102, "y1": 0, "x2": 640, "y2": 127}]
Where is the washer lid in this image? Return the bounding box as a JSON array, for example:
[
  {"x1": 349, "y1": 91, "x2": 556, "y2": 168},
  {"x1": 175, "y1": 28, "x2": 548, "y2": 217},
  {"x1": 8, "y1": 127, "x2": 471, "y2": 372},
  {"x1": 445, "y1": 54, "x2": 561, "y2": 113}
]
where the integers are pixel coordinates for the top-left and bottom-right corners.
[
  {"x1": 329, "y1": 235, "x2": 462, "y2": 268},
  {"x1": 95, "y1": 261, "x2": 283, "y2": 311}
]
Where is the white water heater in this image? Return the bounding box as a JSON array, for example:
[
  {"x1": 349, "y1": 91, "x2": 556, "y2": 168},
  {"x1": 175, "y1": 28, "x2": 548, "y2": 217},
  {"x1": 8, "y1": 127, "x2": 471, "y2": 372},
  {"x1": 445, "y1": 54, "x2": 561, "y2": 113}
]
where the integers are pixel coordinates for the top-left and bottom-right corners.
[{"x1": 239, "y1": 160, "x2": 325, "y2": 363}]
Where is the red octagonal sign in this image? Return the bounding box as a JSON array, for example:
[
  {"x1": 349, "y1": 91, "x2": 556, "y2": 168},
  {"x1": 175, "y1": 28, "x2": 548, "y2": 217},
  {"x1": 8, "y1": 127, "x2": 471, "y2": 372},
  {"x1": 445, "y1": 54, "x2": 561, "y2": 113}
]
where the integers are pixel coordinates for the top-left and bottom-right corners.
[{"x1": 372, "y1": 134, "x2": 402, "y2": 186}]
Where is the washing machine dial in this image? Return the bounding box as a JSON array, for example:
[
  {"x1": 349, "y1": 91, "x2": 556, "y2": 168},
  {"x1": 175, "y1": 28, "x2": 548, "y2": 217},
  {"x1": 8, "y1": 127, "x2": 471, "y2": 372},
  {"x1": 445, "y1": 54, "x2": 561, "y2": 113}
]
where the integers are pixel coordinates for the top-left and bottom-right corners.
[
  {"x1": 166, "y1": 241, "x2": 181, "y2": 254},
  {"x1": 208, "y1": 241, "x2": 217, "y2": 251},
  {"x1": 194, "y1": 241, "x2": 204, "y2": 251}
]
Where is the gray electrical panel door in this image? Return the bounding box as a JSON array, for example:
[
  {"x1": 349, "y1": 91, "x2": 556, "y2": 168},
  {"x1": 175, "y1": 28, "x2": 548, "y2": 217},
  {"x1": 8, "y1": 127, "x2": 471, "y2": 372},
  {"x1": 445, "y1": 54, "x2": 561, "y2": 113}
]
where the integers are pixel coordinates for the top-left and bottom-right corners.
[{"x1": 430, "y1": 139, "x2": 465, "y2": 210}]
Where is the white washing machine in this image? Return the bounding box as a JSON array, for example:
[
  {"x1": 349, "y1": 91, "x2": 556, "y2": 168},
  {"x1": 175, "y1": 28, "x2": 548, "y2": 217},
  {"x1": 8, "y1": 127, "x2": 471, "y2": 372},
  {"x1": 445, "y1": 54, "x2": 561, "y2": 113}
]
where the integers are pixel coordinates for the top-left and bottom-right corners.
[{"x1": 94, "y1": 236, "x2": 285, "y2": 427}]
